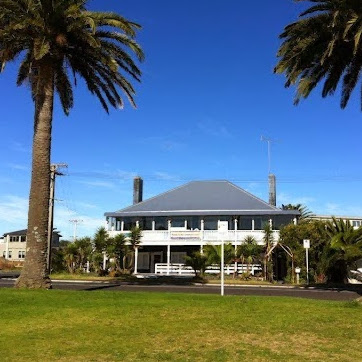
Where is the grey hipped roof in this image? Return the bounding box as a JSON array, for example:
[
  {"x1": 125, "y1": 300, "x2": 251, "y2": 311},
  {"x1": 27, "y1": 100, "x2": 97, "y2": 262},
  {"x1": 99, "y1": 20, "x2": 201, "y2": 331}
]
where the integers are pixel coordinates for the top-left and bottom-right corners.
[
  {"x1": 105, "y1": 181, "x2": 300, "y2": 217},
  {"x1": 3, "y1": 229, "x2": 62, "y2": 237}
]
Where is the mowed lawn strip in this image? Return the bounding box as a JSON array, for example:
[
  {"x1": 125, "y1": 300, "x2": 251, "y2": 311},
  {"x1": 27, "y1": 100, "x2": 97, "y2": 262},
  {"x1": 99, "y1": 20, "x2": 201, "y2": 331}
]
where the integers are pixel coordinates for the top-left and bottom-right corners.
[{"x1": 0, "y1": 289, "x2": 361, "y2": 361}]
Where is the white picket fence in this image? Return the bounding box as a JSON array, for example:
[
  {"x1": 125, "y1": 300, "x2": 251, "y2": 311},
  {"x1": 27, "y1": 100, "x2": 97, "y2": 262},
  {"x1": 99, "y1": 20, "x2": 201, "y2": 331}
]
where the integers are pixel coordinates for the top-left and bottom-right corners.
[{"x1": 154, "y1": 263, "x2": 262, "y2": 276}]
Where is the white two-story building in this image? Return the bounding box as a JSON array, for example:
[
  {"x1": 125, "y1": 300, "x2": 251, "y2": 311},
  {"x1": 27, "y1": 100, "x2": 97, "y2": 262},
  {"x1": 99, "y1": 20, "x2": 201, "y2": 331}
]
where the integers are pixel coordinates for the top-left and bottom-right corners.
[
  {"x1": 105, "y1": 178, "x2": 299, "y2": 273},
  {"x1": 0, "y1": 229, "x2": 61, "y2": 263}
]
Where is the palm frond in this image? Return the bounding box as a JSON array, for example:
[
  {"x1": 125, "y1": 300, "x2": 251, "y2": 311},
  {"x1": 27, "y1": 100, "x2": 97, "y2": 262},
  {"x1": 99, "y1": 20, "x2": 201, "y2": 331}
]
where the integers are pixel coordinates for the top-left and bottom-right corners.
[
  {"x1": 0, "y1": 0, "x2": 144, "y2": 115},
  {"x1": 275, "y1": 0, "x2": 362, "y2": 110}
]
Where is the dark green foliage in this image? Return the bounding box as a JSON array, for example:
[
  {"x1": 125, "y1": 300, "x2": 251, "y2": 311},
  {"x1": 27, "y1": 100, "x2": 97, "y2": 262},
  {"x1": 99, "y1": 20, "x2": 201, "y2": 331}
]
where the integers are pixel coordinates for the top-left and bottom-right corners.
[
  {"x1": 280, "y1": 220, "x2": 330, "y2": 283},
  {"x1": 237, "y1": 236, "x2": 263, "y2": 276},
  {"x1": 184, "y1": 251, "x2": 210, "y2": 277},
  {"x1": 107, "y1": 233, "x2": 126, "y2": 273},
  {"x1": 0, "y1": 0, "x2": 144, "y2": 114},
  {"x1": 62, "y1": 237, "x2": 92, "y2": 273},
  {"x1": 282, "y1": 203, "x2": 314, "y2": 221},
  {"x1": 280, "y1": 218, "x2": 362, "y2": 283},
  {"x1": 275, "y1": 0, "x2": 362, "y2": 110},
  {"x1": 123, "y1": 227, "x2": 142, "y2": 273},
  {"x1": 76, "y1": 227, "x2": 143, "y2": 275},
  {"x1": 93, "y1": 227, "x2": 111, "y2": 253},
  {"x1": 324, "y1": 217, "x2": 362, "y2": 282},
  {"x1": 203, "y1": 243, "x2": 235, "y2": 269}
]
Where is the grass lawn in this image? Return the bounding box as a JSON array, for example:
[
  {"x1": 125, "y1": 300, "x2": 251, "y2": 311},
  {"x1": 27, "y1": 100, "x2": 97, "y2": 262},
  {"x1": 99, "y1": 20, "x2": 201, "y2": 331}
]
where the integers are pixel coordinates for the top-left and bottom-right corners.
[{"x1": 0, "y1": 289, "x2": 361, "y2": 361}]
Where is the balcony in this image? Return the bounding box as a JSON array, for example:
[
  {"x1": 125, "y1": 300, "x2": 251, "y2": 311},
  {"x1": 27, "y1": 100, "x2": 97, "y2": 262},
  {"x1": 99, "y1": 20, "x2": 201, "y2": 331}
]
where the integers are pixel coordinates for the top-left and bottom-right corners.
[{"x1": 107, "y1": 229, "x2": 279, "y2": 246}]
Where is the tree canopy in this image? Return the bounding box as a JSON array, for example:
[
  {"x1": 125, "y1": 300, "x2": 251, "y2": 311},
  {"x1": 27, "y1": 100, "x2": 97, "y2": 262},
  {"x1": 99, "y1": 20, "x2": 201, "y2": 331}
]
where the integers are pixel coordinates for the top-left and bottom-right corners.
[
  {"x1": 0, "y1": 0, "x2": 144, "y2": 288},
  {"x1": 0, "y1": 0, "x2": 144, "y2": 114},
  {"x1": 275, "y1": 0, "x2": 362, "y2": 110}
]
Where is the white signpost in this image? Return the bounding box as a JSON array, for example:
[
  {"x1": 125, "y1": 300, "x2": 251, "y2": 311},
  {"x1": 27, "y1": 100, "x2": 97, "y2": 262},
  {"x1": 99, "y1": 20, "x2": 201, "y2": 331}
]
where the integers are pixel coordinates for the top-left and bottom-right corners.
[
  {"x1": 303, "y1": 239, "x2": 310, "y2": 285},
  {"x1": 295, "y1": 267, "x2": 301, "y2": 284},
  {"x1": 218, "y1": 221, "x2": 229, "y2": 296}
]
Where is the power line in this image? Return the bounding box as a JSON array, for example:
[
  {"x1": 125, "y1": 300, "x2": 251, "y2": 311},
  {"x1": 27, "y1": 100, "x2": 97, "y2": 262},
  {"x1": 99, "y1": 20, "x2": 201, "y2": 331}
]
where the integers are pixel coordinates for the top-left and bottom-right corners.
[{"x1": 63, "y1": 171, "x2": 362, "y2": 184}]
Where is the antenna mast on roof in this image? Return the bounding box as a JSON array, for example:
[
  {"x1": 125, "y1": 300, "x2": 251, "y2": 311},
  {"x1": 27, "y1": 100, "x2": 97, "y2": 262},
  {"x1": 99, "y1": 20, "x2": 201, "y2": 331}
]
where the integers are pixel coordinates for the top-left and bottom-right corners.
[{"x1": 261, "y1": 136, "x2": 277, "y2": 174}]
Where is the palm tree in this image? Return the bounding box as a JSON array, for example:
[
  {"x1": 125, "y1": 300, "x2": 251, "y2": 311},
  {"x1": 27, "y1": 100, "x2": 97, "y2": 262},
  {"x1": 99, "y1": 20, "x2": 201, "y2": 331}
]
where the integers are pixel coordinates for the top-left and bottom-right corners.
[
  {"x1": 107, "y1": 233, "x2": 126, "y2": 273},
  {"x1": 93, "y1": 226, "x2": 111, "y2": 273},
  {"x1": 93, "y1": 227, "x2": 109, "y2": 254},
  {"x1": 275, "y1": 0, "x2": 362, "y2": 110},
  {"x1": 323, "y1": 217, "x2": 362, "y2": 282},
  {"x1": 237, "y1": 236, "x2": 262, "y2": 276},
  {"x1": 184, "y1": 251, "x2": 210, "y2": 278},
  {"x1": 0, "y1": 0, "x2": 144, "y2": 288},
  {"x1": 63, "y1": 243, "x2": 78, "y2": 274},
  {"x1": 74, "y1": 237, "x2": 92, "y2": 271},
  {"x1": 204, "y1": 243, "x2": 235, "y2": 273},
  {"x1": 126, "y1": 226, "x2": 142, "y2": 273},
  {"x1": 282, "y1": 204, "x2": 314, "y2": 221}
]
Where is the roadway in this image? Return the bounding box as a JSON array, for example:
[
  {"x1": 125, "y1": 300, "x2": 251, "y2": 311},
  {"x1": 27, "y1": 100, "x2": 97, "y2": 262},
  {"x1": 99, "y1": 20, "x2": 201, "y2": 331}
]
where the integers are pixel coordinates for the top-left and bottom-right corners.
[{"x1": 0, "y1": 278, "x2": 361, "y2": 301}]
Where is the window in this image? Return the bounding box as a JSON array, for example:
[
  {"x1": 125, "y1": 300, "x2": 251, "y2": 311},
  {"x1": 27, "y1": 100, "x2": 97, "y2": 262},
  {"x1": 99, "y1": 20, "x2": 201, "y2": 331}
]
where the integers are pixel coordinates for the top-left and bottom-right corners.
[
  {"x1": 272, "y1": 216, "x2": 294, "y2": 230},
  {"x1": 204, "y1": 217, "x2": 218, "y2": 230},
  {"x1": 237, "y1": 217, "x2": 252, "y2": 230},
  {"x1": 137, "y1": 252, "x2": 150, "y2": 269},
  {"x1": 20, "y1": 235, "x2": 26, "y2": 242},
  {"x1": 123, "y1": 217, "x2": 137, "y2": 231},
  {"x1": 254, "y1": 217, "x2": 270, "y2": 230},
  {"x1": 171, "y1": 218, "x2": 185, "y2": 228},
  {"x1": 139, "y1": 217, "x2": 153, "y2": 230},
  {"x1": 186, "y1": 216, "x2": 201, "y2": 230},
  {"x1": 154, "y1": 217, "x2": 168, "y2": 230},
  {"x1": 10, "y1": 236, "x2": 18, "y2": 242},
  {"x1": 2, "y1": 251, "x2": 5, "y2": 258},
  {"x1": 352, "y1": 220, "x2": 362, "y2": 228},
  {"x1": 8, "y1": 251, "x2": 12, "y2": 259},
  {"x1": 18, "y1": 251, "x2": 26, "y2": 259},
  {"x1": 106, "y1": 217, "x2": 116, "y2": 231},
  {"x1": 171, "y1": 252, "x2": 186, "y2": 264}
]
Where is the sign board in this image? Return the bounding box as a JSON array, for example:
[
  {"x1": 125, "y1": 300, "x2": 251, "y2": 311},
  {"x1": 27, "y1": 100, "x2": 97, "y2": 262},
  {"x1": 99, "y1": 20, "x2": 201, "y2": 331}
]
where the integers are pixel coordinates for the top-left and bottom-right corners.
[
  {"x1": 218, "y1": 221, "x2": 229, "y2": 240},
  {"x1": 303, "y1": 239, "x2": 310, "y2": 249},
  {"x1": 295, "y1": 267, "x2": 301, "y2": 274},
  {"x1": 170, "y1": 231, "x2": 200, "y2": 240}
]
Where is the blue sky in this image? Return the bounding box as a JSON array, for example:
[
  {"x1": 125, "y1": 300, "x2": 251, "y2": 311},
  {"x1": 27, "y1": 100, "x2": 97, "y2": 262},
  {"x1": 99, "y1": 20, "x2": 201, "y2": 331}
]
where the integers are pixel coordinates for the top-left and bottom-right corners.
[{"x1": 1, "y1": 0, "x2": 361, "y2": 239}]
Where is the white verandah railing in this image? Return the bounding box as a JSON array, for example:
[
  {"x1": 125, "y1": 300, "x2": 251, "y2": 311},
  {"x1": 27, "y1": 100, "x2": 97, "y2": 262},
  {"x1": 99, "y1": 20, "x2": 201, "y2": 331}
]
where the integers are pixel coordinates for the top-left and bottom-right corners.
[
  {"x1": 154, "y1": 263, "x2": 262, "y2": 276},
  {"x1": 108, "y1": 230, "x2": 279, "y2": 244}
]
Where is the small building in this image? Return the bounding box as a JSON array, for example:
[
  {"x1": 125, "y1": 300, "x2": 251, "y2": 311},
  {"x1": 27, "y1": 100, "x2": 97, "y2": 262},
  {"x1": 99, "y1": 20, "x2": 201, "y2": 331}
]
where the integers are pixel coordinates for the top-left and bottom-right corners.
[
  {"x1": 0, "y1": 229, "x2": 62, "y2": 262},
  {"x1": 312, "y1": 215, "x2": 362, "y2": 228},
  {"x1": 105, "y1": 179, "x2": 299, "y2": 274}
]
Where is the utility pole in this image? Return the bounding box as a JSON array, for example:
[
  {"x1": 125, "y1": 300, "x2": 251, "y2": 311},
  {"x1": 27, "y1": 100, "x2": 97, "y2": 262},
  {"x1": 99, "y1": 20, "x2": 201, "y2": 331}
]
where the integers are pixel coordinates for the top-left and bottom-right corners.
[
  {"x1": 47, "y1": 163, "x2": 68, "y2": 274},
  {"x1": 69, "y1": 219, "x2": 83, "y2": 241}
]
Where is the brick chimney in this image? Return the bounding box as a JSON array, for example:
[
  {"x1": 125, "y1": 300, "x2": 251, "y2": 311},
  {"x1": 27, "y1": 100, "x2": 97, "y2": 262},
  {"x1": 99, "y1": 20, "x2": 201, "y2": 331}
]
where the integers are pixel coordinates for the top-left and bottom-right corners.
[
  {"x1": 268, "y1": 174, "x2": 276, "y2": 207},
  {"x1": 133, "y1": 176, "x2": 143, "y2": 205}
]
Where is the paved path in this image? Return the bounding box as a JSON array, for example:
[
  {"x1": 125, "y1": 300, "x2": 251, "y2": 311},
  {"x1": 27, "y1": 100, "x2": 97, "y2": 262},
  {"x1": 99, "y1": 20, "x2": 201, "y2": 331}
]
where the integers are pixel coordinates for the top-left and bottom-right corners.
[{"x1": 0, "y1": 278, "x2": 360, "y2": 301}]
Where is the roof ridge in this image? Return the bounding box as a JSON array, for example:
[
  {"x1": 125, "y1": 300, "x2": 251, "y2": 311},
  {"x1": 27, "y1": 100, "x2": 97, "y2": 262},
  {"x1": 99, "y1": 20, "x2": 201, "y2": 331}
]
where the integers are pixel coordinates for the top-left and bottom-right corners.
[
  {"x1": 116, "y1": 181, "x2": 196, "y2": 212},
  {"x1": 227, "y1": 181, "x2": 279, "y2": 211}
]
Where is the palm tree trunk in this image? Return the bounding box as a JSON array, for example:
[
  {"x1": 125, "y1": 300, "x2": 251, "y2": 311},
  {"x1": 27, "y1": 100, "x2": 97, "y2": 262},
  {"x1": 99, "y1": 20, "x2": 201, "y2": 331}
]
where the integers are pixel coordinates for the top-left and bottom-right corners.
[{"x1": 16, "y1": 60, "x2": 54, "y2": 289}]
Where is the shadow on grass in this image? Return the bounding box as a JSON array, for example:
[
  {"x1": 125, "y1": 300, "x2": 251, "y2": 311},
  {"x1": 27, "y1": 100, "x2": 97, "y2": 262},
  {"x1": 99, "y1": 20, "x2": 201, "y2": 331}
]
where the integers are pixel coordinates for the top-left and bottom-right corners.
[
  {"x1": 83, "y1": 284, "x2": 122, "y2": 291},
  {"x1": 82, "y1": 276, "x2": 200, "y2": 291}
]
